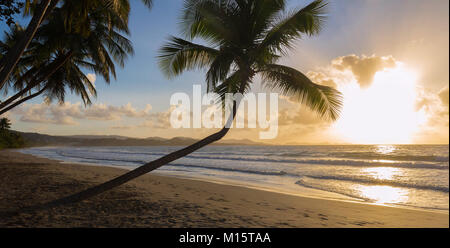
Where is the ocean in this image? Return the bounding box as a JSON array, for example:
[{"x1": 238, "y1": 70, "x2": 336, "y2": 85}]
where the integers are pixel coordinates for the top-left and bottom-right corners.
[{"x1": 18, "y1": 144, "x2": 449, "y2": 212}]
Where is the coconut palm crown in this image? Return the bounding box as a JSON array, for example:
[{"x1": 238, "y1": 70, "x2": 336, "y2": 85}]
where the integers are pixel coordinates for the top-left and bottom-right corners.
[
  {"x1": 0, "y1": 0, "x2": 153, "y2": 110},
  {"x1": 0, "y1": 2, "x2": 134, "y2": 114},
  {"x1": 159, "y1": 0, "x2": 342, "y2": 120}
]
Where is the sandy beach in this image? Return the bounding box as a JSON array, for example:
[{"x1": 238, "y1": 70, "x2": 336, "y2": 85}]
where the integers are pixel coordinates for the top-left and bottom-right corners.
[{"x1": 0, "y1": 150, "x2": 448, "y2": 228}]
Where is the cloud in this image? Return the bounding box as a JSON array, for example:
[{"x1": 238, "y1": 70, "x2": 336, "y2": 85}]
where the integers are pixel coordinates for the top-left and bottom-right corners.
[
  {"x1": 331, "y1": 54, "x2": 396, "y2": 88},
  {"x1": 83, "y1": 102, "x2": 154, "y2": 121},
  {"x1": 12, "y1": 102, "x2": 154, "y2": 125},
  {"x1": 110, "y1": 107, "x2": 172, "y2": 130},
  {"x1": 111, "y1": 124, "x2": 135, "y2": 130},
  {"x1": 416, "y1": 86, "x2": 449, "y2": 115},
  {"x1": 84, "y1": 103, "x2": 148, "y2": 120},
  {"x1": 16, "y1": 102, "x2": 80, "y2": 125},
  {"x1": 438, "y1": 86, "x2": 449, "y2": 106},
  {"x1": 278, "y1": 107, "x2": 330, "y2": 126},
  {"x1": 277, "y1": 54, "x2": 449, "y2": 144},
  {"x1": 413, "y1": 86, "x2": 449, "y2": 143},
  {"x1": 306, "y1": 71, "x2": 338, "y2": 88},
  {"x1": 145, "y1": 110, "x2": 171, "y2": 128}
]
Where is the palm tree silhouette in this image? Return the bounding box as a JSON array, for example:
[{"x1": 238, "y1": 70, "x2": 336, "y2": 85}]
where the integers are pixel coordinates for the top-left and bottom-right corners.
[
  {"x1": 0, "y1": 0, "x2": 152, "y2": 98},
  {"x1": 0, "y1": 117, "x2": 11, "y2": 130},
  {"x1": 0, "y1": 0, "x2": 56, "y2": 91},
  {"x1": 22, "y1": 0, "x2": 342, "y2": 212},
  {"x1": 0, "y1": 2, "x2": 136, "y2": 115}
]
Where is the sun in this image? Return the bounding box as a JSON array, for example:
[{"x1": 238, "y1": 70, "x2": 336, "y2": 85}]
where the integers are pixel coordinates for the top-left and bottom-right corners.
[{"x1": 333, "y1": 63, "x2": 427, "y2": 144}]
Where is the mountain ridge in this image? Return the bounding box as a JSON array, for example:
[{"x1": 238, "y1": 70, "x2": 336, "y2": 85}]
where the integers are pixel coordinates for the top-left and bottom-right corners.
[{"x1": 12, "y1": 131, "x2": 268, "y2": 147}]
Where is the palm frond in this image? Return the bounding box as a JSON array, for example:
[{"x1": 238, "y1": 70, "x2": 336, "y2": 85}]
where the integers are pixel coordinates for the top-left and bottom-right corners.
[
  {"x1": 158, "y1": 36, "x2": 219, "y2": 78},
  {"x1": 181, "y1": 0, "x2": 238, "y2": 45},
  {"x1": 159, "y1": 0, "x2": 338, "y2": 122},
  {"x1": 260, "y1": 64, "x2": 342, "y2": 120},
  {"x1": 213, "y1": 69, "x2": 242, "y2": 103},
  {"x1": 140, "y1": 0, "x2": 153, "y2": 9},
  {"x1": 250, "y1": 0, "x2": 286, "y2": 40},
  {"x1": 205, "y1": 49, "x2": 236, "y2": 92},
  {"x1": 259, "y1": 0, "x2": 327, "y2": 54},
  {"x1": 213, "y1": 69, "x2": 252, "y2": 106}
]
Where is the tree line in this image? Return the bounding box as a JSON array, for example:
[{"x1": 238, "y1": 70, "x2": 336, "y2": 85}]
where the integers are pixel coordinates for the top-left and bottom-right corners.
[{"x1": 0, "y1": 117, "x2": 25, "y2": 148}]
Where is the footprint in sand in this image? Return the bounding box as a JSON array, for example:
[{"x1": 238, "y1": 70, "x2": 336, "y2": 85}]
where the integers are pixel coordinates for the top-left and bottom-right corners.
[
  {"x1": 318, "y1": 214, "x2": 328, "y2": 221},
  {"x1": 352, "y1": 221, "x2": 370, "y2": 226},
  {"x1": 207, "y1": 196, "x2": 228, "y2": 202}
]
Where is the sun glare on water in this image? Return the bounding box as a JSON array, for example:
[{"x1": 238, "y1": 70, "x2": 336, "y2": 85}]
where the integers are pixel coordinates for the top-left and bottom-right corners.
[
  {"x1": 334, "y1": 64, "x2": 426, "y2": 144},
  {"x1": 357, "y1": 185, "x2": 409, "y2": 204}
]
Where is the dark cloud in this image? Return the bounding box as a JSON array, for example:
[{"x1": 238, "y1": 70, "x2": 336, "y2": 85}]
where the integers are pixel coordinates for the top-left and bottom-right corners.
[
  {"x1": 438, "y1": 86, "x2": 449, "y2": 106},
  {"x1": 332, "y1": 54, "x2": 396, "y2": 88}
]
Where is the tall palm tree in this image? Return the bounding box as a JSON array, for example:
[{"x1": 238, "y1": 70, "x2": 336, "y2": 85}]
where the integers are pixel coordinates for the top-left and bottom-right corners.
[
  {"x1": 0, "y1": 0, "x2": 152, "y2": 92},
  {"x1": 0, "y1": 2, "x2": 135, "y2": 115},
  {"x1": 20, "y1": 0, "x2": 342, "y2": 212}
]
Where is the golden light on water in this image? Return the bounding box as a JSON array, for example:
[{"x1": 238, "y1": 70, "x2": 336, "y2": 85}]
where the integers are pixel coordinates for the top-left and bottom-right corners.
[
  {"x1": 362, "y1": 167, "x2": 401, "y2": 180},
  {"x1": 358, "y1": 144, "x2": 408, "y2": 204},
  {"x1": 357, "y1": 185, "x2": 408, "y2": 204},
  {"x1": 334, "y1": 64, "x2": 427, "y2": 144},
  {"x1": 376, "y1": 145, "x2": 396, "y2": 154}
]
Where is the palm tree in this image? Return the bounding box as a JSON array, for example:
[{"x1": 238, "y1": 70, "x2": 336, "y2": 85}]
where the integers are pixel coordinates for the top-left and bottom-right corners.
[
  {"x1": 0, "y1": 117, "x2": 11, "y2": 130},
  {"x1": 19, "y1": 0, "x2": 342, "y2": 212},
  {"x1": 0, "y1": 0, "x2": 153, "y2": 93},
  {"x1": 0, "y1": 50, "x2": 99, "y2": 116},
  {"x1": 0, "y1": 23, "x2": 73, "y2": 111},
  {"x1": 0, "y1": 0, "x2": 57, "y2": 90},
  {"x1": 0, "y1": 2, "x2": 136, "y2": 115}
]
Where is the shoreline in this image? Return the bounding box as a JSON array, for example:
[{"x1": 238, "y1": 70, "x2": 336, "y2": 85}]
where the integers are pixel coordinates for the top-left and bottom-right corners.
[
  {"x1": 60, "y1": 160, "x2": 368, "y2": 208},
  {"x1": 18, "y1": 148, "x2": 449, "y2": 214},
  {"x1": 1, "y1": 150, "x2": 448, "y2": 227}
]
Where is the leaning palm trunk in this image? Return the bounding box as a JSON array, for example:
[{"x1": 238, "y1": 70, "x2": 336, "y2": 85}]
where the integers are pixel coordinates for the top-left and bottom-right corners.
[
  {"x1": 34, "y1": 125, "x2": 231, "y2": 210},
  {"x1": 0, "y1": 81, "x2": 41, "y2": 110},
  {"x1": 0, "y1": 87, "x2": 47, "y2": 115},
  {"x1": 0, "y1": 0, "x2": 57, "y2": 90},
  {"x1": 7, "y1": 82, "x2": 246, "y2": 215}
]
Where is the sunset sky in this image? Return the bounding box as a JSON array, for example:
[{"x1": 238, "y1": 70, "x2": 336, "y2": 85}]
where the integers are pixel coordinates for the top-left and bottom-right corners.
[{"x1": 1, "y1": 0, "x2": 449, "y2": 145}]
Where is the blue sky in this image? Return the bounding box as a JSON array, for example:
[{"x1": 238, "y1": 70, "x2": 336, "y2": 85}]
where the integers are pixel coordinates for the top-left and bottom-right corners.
[
  {"x1": 1, "y1": 0, "x2": 449, "y2": 144},
  {"x1": 87, "y1": 0, "x2": 449, "y2": 110},
  {"x1": 4, "y1": 0, "x2": 447, "y2": 109}
]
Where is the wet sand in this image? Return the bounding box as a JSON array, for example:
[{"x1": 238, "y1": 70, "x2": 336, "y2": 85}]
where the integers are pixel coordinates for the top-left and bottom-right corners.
[{"x1": 0, "y1": 150, "x2": 448, "y2": 228}]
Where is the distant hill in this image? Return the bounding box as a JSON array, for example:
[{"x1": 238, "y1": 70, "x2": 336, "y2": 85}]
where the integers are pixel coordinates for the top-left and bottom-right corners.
[
  {"x1": 12, "y1": 131, "x2": 267, "y2": 147},
  {"x1": 66, "y1": 135, "x2": 131, "y2": 140}
]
